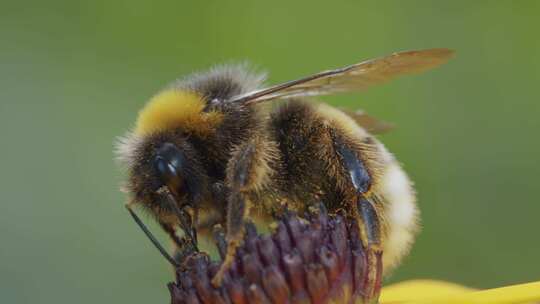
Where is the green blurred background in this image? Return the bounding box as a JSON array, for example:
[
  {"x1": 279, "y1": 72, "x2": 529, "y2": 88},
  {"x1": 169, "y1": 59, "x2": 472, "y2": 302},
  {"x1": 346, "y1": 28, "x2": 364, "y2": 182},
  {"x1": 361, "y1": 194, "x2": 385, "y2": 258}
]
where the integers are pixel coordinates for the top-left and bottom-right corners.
[{"x1": 1, "y1": 1, "x2": 539, "y2": 303}]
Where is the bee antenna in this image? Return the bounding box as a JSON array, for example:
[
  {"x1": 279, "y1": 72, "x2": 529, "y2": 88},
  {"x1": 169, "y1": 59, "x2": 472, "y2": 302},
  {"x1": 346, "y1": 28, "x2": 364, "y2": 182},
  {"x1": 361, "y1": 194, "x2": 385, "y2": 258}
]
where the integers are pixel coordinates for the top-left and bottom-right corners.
[{"x1": 125, "y1": 205, "x2": 179, "y2": 268}]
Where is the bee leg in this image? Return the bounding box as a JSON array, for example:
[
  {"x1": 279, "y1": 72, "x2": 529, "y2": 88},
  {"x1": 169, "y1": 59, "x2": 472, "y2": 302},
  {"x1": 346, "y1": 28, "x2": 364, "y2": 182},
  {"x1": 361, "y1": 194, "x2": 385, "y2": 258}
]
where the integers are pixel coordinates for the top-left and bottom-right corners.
[
  {"x1": 336, "y1": 142, "x2": 382, "y2": 302},
  {"x1": 211, "y1": 224, "x2": 227, "y2": 260},
  {"x1": 212, "y1": 136, "x2": 274, "y2": 286},
  {"x1": 172, "y1": 238, "x2": 199, "y2": 266},
  {"x1": 211, "y1": 192, "x2": 249, "y2": 286},
  {"x1": 356, "y1": 197, "x2": 383, "y2": 302},
  {"x1": 160, "y1": 222, "x2": 198, "y2": 265}
]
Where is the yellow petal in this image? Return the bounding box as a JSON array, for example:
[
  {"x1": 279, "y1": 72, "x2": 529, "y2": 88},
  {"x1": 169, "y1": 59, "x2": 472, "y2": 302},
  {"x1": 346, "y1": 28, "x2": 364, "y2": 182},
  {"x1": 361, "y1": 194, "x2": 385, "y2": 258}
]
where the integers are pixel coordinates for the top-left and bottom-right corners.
[
  {"x1": 380, "y1": 279, "x2": 474, "y2": 303},
  {"x1": 380, "y1": 280, "x2": 540, "y2": 304}
]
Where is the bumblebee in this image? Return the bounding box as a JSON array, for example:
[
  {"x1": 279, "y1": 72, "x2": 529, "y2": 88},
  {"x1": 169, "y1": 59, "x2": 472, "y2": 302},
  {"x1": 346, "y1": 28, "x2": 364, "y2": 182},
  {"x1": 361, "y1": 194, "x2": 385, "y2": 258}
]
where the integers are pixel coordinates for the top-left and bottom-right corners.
[{"x1": 116, "y1": 49, "x2": 453, "y2": 286}]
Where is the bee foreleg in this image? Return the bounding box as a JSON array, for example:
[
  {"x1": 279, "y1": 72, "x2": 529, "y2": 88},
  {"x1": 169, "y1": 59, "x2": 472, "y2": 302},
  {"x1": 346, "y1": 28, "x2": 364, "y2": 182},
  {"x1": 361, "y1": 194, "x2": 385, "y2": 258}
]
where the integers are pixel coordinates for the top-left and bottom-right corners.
[
  {"x1": 211, "y1": 191, "x2": 249, "y2": 286},
  {"x1": 335, "y1": 141, "x2": 383, "y2": 302},
  {"x1": 211, "y1": 135, "x2": 275, "y2": 286}
]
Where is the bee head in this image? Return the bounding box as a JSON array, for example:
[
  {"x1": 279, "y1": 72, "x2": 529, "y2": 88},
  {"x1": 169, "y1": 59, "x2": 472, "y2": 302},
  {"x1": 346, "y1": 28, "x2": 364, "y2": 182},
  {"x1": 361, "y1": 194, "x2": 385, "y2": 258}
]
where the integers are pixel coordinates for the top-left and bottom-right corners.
[
  {"x1": 118, "y1": 130, "x2": 208, "y2": 226},
  {"x1": 117, "y1": 129, "x2": 207, "y2": 264}
]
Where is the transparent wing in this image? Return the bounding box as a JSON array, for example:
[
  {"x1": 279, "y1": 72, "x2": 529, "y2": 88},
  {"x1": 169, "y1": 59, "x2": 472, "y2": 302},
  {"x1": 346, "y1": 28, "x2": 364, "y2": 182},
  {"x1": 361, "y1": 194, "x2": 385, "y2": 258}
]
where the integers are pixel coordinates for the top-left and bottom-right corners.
[{"x1": 230, "y1": 48, "x2": 454, "y2": 105}]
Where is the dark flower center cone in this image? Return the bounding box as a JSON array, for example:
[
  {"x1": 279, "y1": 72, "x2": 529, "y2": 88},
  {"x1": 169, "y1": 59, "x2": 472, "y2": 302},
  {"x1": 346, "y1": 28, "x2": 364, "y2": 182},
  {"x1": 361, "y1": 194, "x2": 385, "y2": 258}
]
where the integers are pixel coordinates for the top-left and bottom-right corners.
[{"x1": 168, "y1": 210, "x2": 382, "y2": 304}]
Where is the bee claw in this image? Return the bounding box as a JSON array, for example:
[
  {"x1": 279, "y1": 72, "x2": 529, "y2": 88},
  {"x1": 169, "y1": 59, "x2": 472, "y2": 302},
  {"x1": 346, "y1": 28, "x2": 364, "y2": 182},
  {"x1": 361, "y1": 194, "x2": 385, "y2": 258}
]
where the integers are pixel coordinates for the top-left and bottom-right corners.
[
  {"x1": 212, "y1": 236, "x2": 241, "y2": 287},
  {"x1": 212, "y1": 225, "x2": 227, "y2": 260},
  {"x1": 245, "y1": 222, "x2": 258, "y2": 238},
  {"x1": 211, "y1": 261, "x2": 230, "y2": 287},
  {"x1": 317, "y1": 201, "x2": 328, "y2": 216}
]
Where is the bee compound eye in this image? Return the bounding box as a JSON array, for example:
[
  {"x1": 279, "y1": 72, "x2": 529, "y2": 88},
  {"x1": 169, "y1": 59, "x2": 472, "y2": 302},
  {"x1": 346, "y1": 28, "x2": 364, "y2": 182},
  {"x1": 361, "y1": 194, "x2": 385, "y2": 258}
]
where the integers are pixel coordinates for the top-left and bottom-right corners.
[
  {"x1": 154, "y1": 157, "x2": 175, "y2": 181},
  {"x1": 154, "y1": 142, "x2": 185, "y2": 187}
]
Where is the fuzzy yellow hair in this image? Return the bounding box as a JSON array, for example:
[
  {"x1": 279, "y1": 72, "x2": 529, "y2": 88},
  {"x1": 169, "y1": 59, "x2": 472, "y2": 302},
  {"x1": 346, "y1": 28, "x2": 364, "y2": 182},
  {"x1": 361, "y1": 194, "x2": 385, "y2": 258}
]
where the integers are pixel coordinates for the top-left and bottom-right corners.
[{"x1": 134, "y1": 89, "x2": 223, "y2": 136}]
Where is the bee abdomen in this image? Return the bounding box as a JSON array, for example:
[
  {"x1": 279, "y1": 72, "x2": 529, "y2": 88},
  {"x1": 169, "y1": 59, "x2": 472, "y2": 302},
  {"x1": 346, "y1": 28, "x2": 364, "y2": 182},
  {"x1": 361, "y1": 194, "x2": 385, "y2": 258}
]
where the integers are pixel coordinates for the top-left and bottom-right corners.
[{"x1": 269, "y1": 100, "x2": 375, "y2": 210}]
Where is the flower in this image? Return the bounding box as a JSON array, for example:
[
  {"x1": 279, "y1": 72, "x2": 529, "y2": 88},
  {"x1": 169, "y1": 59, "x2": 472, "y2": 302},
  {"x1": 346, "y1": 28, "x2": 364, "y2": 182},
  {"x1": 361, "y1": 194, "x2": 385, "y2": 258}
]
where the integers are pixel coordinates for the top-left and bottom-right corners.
[{"x1": 168, "y1": 210, "x2": 540, "y2": 304}]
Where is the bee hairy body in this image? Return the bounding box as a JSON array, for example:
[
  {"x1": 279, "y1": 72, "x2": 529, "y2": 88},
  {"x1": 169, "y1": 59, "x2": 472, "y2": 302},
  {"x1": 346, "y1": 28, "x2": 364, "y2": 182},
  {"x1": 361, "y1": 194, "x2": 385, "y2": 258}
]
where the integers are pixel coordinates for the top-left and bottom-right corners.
[
  {"x1": 120, "y1": 79, "x2": 416, "y2": 270},
  {"x1": 118, "y1": 49, "x2": 451, "y2": 289}
]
